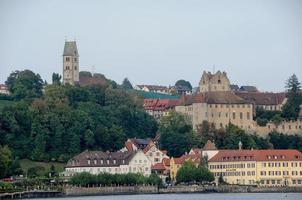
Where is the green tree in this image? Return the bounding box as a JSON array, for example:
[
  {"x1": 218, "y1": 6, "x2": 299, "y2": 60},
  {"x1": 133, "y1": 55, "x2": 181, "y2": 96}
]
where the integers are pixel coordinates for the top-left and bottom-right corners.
[
  {"x1": 121, "y1": 78, "x2": 133, "y2": 90},
  {"x1": 0, "y1": 145, "x2": 13, "y2": 178},
  {"x1": 5, "y1": 70, "x2": 44, "y2": 100},
  {"x1": 159, "y1": 112, "x2": 198, "y2": 157},
  {"x1": 176, "y1": 161, "x2": 196, "y2": 183},
  {"x1": 175, "y1": 79, "x2": 193, "y2": 90},
  {"x1": 52, "y1": 73, "x2": 62, "y2": 85},
  {"x1": 282, "y1": 74, "x2": 302, "y2": 120}
]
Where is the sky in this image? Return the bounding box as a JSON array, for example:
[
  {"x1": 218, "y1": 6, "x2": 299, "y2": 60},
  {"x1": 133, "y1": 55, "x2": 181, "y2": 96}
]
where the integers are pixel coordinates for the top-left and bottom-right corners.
[{"x1": 0, "y1": 0, "x2": 301, "y2": 92}]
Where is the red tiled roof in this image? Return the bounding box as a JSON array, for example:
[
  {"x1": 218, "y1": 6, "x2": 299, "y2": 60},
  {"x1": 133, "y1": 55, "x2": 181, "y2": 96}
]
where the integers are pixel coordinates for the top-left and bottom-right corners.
[
  {"x1": 208, "y1": 149, "x2": 302, "y2": 163},
  {"x1": 143, "y1": 99, "x2": 181, "y2": 111},
  {"x1": 203, "y1": 140, "x2": 217, "y2": 150},
  {"x1": 152, "y1": 163, "x2": 166, "y2": 170},
  {"x1": 173, "y1": 154, "x2": 200, "y2": 165},
  {"x1": 125, "y1": 141, "x2": 134, "y2": 152},
  {"x1": 173, "y1": 157, "x2": 185, "y2": 165}
]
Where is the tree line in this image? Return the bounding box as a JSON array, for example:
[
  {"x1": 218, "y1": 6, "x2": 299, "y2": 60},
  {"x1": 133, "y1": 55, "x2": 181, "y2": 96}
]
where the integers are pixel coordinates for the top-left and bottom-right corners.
[{"x1": 69, "y1": 172, "x2": 162, "y2": 187}]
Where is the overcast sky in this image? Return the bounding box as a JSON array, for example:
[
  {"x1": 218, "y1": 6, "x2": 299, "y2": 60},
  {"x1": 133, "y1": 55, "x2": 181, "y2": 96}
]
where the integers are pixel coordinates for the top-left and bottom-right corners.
[{"x1": 0, "y1": 0, "x2": 301, "y2": 92}]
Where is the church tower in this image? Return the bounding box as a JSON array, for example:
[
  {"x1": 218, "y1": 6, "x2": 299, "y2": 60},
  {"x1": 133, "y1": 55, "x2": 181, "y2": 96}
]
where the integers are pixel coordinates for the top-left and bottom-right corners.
[{"x1": 63, "y1": 41, "x2": 79, "y2": 85}]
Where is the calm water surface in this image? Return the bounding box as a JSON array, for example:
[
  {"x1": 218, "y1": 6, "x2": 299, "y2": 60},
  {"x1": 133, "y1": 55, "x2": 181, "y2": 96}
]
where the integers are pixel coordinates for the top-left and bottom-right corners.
[{"x1": 32, "y1": 193, "x2": 302, "y2": 200}]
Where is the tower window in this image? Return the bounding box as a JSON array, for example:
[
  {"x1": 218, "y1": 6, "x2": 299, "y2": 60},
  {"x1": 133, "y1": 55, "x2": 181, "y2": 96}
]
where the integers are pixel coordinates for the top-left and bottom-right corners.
[
  {"x1": 74, "y1": 58, "x2": 77, "y2": 62},
  {"x1": 66, "y1": 57, "x2": 70, "y2": 62},
  {"x1": 66, "y1": 66, "x2": 70, "y2": 70},
  {"x1": 74, "y1": 66, "x2": 77, "y2": 70}
]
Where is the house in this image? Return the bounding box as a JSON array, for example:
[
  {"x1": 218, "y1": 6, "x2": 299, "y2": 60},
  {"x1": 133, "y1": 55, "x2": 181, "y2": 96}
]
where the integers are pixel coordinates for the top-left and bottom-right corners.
[
  {"x1": 151, "y1": 158, "x2": 170, "y2": 182},
  {"x1": 208, "y1": 149, "x2": 302, "y2": 186},
  {"x1": 134, "y1": 85, "x2": 169, "y2": 94},
  {"x1": 170, "y1": 153, "x2": 200, "y2": 181},
  {"x1": 143, "y1": 99, "x2": 181, "y2": 121},
  {"x1": 0, "y1": 84, "x2": 9, "y2": 95},
  {"x1": 120, "y1": 138, "x2": 153, "y2": 153},
  {"x1": 64, "y1": 149, "x2": 151, "y2": 177}
]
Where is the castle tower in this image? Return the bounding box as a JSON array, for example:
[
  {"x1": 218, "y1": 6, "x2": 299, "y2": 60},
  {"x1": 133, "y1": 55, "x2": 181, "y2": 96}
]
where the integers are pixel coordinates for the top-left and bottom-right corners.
[
  {"x1": 63, "y1": 41, "x2": 79, "y2": 85},
  {"x1": 199, "y1": 70, "x2": 231, "y2": 93}
]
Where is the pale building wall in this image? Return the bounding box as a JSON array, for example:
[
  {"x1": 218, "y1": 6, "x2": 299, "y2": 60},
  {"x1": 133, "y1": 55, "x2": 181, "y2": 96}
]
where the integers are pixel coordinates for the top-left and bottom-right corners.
[
  {"x1": 199, "y1": 71, "x2": 231, "y2": 93},
  {"x1": 209, "y1": 160, "x2": 302, "y2": 186},
  {"x1": 65, "y1": 165, "x2": 129, "y2": 175},
  {"x1": 128, "y1": 150, "x2": 152, "y2": 176},
  {"x1": 254, "y1": 120, "x2": 302, "y2": 137},
  {"x1": 145, "y1": 145, "x2": 169, "y2": 165},
  {"x1": 176, "y1": 103, "x2": 254, "y2": 132},
  {"x1": 209, "y1": 161, "x2": 257, "y2": 185},
  {"x1": 63, "y1": 55, "x2": 79, "y2": 85}
]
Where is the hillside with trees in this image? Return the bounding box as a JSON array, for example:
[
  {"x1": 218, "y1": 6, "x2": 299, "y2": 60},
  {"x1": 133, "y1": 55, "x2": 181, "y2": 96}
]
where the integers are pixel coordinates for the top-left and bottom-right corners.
[{"x1": 0, "y1": 70, "x2": 158, "y2": 178}]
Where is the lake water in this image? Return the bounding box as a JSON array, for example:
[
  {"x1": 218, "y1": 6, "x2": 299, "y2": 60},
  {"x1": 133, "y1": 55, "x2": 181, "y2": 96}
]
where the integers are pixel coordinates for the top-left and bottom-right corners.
[{"x1": 32, "y1": 193, "x2": 302, "y2": 200}]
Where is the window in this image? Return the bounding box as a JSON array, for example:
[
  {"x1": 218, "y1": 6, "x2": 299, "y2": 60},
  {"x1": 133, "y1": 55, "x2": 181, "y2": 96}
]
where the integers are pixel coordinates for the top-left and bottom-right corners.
[
  {"x1": 74, "y1": 66, "x2": 77, "y2": 70},
  {"x1": 232, "y1": 112, "x2": 236, "y2": 119},
  {"x1": 247, "y1": 112, "x2": 250, "y2": 120},
  {"x1": 240, "y1": 112, "x2": 243, "y2": 119},
  {"x1": 66, "y1": 66, "x2": 70, "y2": 70},
  {"x1": 66, "y1": 57, "x2": 70, "y2": 62},
  {"x1": 74, "y1": 58, "x2": 77, "y2": 62},
  {"x1": 218, "y1": 79, "x2": 221, "y2": 84}
]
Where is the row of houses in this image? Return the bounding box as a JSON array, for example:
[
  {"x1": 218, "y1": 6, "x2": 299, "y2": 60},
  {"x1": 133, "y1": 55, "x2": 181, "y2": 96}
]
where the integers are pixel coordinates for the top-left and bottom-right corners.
[
  {"x1": 134, "y1": 85, "x2": 192, "y2": 96},
  {"x1": 64, "y1": 138, "x2": 302, "y2": 187}
]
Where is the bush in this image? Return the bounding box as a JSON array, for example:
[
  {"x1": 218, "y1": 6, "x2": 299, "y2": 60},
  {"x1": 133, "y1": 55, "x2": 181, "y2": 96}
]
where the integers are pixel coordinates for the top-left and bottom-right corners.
[
  {"x1": 176, "y1": 161, "x2": 214, "y2": 184},
  {"x1": 69, "y1": 172, "x2": 162, "y2": 187}
]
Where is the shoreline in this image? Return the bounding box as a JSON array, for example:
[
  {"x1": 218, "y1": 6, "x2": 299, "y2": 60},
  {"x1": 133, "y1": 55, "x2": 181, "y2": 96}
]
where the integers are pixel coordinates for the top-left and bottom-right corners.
[{"x1": 1, "y1": 185, "x2": 302, "y2": 199}]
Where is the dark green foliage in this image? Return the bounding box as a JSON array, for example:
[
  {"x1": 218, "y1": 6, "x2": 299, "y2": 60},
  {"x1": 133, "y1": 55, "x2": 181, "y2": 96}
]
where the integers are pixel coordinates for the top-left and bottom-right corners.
[
  {"x1": 0, "y1": 145, "x2": 13, "y2": 178},
  {"x1": 196, "y1": 121, "x2": 271, "y2": 150},
  {"x1": 159, "y1": 112, "x2": 199, "y2": 157},
  {"x1": 0, "y1": 77, "x2": 158, "y2": 163},
  {"x1": 69, "y1": 172, "x2": 162, "y2": 187},
  {"x1": 176, "y1": 161, "x2": 214, "y2": 184},
  {"x1": 281, "y1": 74, "x2": 302, "y2": 120},
  {"x1": 52, "y1": 73, "x2": 62, "y2": 85},
  {"x1": 268, "y1": 131, "x2": 302, "y2": 151},
  {"x1": 121, "y1": 78, "x2": 133, "y2": 90},
  {"x1": 255, "y1": 108, "x2": 281, "y2": 126},
  {"x1": 175, "y1": 80, "x2": 192, "y2": 90},
  {"x1": 5, "y1": 70, "x2": 44, "y2": 100},
  {"x1": 27, "y1": 166, "x2": 45, "y2": 178}
]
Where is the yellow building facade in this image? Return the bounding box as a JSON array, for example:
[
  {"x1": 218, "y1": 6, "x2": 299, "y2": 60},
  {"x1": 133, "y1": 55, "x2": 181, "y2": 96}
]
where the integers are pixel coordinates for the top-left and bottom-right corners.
[{"x1": 208, "y1": 149, "x2": 302, "y2": 187}]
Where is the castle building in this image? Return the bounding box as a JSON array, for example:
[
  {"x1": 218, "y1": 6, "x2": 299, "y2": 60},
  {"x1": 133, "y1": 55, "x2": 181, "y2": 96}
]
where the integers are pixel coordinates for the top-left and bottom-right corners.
[
  {"x1": 199, "y1": 71, "x2": 231, "y2": 93},
  {"x1": 63, "y1": 41, "x2": 79, "y2": 85},
  {"x1": 175, "y1": 70, "x2": 302, "y2": 135}
]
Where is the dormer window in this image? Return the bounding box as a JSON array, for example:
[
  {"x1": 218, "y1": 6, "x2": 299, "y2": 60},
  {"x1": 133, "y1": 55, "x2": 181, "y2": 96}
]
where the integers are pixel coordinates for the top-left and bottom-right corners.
[
  {"x1": 87, "y1": 159, "x2": 91, "y2": 165},
  {"x1": 107, "y1": 159, "x2": 109, "y2": 164},
  {"x1": 100, "y1": 159, "x2": 103, "y2": 164},
  {"x1": 113, "y1": 159, "x2": 116, "y2": 164},
  {"x1": 94, "y1": 159, "x2": 97, "y2": 164}
]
